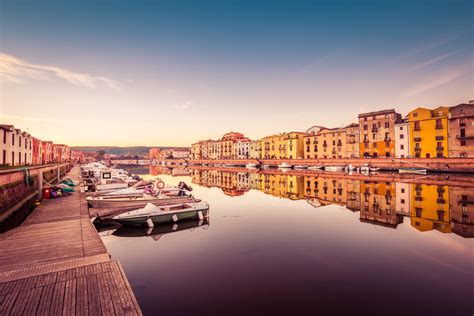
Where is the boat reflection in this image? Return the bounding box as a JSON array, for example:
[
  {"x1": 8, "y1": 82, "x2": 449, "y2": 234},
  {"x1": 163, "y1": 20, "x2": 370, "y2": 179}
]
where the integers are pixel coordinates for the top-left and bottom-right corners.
[
  {"x1": 182, "y1": 167, "x2": 474, "y2": 238},
  {"x1": 96, "y1": 218, "x2": 210, "y2": 241}
]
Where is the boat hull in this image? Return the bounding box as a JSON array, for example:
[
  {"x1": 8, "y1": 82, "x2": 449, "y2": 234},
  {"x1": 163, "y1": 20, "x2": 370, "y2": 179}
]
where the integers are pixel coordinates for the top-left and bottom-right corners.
[
  {"x1": 114, "y1": 207, "x2": 210, "y2": 226},
  {"x1": 88, "y1": 195, "x2": 195, "y2": 209}
]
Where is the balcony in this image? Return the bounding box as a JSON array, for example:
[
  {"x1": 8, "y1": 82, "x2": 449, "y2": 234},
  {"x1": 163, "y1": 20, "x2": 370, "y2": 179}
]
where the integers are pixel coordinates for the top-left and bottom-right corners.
[
  {"x1": 456, "y1": 135, "x2": 474, "y2": 140},
  {"x1": 414, "y1": 127, "x2": 421, "y2": 131},
  {"x1": 414, "y1": 137, "x2": 422, "y2": 142},
  {"x1": 435, "y1": 136, "x2": 444, "y2": 141},
  {"x1": 415, "y1": 196, "x2": 423, "y2": 202},
  {"x1": 436, "y1": 147, "x2": 444, "y2": 151},
  {"x1": 372, "y1": 127, "x2": 378, "y2": 132},
  {"x1": 414, "y1": 147, "x2": 422, "y2": 152},
  {"x1": 437, "y1": 198, "x2": 445, "y2": 204},
  {"x1": 435, "y1": 125, "x2": 443, "y2": 130}
]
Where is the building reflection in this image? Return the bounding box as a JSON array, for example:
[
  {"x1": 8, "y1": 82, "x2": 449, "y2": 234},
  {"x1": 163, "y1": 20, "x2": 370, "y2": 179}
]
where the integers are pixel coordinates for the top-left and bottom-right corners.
[{"x1": 152, "y1": 167, "x2": 473, "y2": 238}]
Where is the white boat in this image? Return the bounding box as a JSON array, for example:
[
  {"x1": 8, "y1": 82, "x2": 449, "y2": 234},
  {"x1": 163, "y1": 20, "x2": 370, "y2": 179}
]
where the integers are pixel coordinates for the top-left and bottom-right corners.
[
  {"x1": 262, "y1": 165, "x2": 271, "y2": 170},
  {"x1": 370, "y1": 167, "x2": 381, "y2": 172},
  {"x1": 112, "y1": 201, "x2": 210, "y2": 226},
  {"x1": 278, "y1": 162, "x2": 292, "y2": 169},
  {"x1": 344, "y1": 164, "x2": 356, "y2": 172},
  {"x1": 307, "y1": 166, "x2": 324, "y2": 171},
  {"x1": 399, "y1": 168, "x2": 427, "y2": 175},
  {"x1": 246, "y1": 163, "x2": 259, "y2": 169},
  {"x1": 324, "y1": 166, "x2": 344, "y2": 172},
  {"x1": 293, "y1": 165, "x2": 307, "y2": 170},
  {"x1": 87, "y1": 192, "x2": 196, "y2": 209}
]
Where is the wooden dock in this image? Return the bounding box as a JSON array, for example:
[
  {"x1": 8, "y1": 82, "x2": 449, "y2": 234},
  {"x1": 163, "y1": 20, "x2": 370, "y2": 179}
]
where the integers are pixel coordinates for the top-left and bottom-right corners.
[{"x1": 0, "y1": 166, "x2": 142, "y2": 315}]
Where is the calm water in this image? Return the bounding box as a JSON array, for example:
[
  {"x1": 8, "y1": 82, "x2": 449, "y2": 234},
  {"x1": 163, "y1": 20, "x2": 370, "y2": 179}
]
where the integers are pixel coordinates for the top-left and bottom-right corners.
[{"x1": 99, "y1": 166, "x2": 473, "y2": 316}]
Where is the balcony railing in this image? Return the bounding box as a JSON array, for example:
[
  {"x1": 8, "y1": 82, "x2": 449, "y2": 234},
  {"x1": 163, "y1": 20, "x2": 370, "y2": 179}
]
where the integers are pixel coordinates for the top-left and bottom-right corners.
[
  {"x1": 435, "y1": 125, "x2": 443, "y2": 130},
  {"x1": 435, "y1": 136, "x2": 444, "y2": 140},
  {"x1": 436, "y1": 147, "x2": 444, "y2": 151},
  {"x1": 414, "y1": 137, "x2": 422, "y2": 142},
  {"x1": 437, "y1": 198, "x2": 445, "y2": 204},
  {"x1": 414, "y1": 147, "x2": 422, "y2": 152},
  {"x1": 457, "y1": 135, "x2": 474, "y2": 140}
]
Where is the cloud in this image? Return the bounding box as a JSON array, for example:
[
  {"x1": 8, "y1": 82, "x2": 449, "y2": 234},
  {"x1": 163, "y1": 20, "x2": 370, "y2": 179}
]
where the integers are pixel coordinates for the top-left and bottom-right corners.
[
  {"x1": 401, "y1": 65, "x2": 470, "y2": 98},
  {"x1": 0, "y1": 52, "x2": 120, "y2": 90},
  {"x1": 172, "y1": 100, "x2": 193, "y2": 110},
  {"x1": 0, "y1": 114, "x2": 119, "y2": 126},
  {"x1": 407, "y1": 50, "x2": 463, "y2": 72}
]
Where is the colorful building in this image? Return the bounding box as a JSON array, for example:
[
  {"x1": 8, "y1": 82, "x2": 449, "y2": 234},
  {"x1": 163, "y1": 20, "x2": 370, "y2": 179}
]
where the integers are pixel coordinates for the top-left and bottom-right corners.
[
  {"x1": 448, "y1": 102, "x2": 474, "y2": 157},
  {"x1": 360, "y1": 181, "x2": 401, "y2": 228},
  {"x1": 394, "y1": 120, "x2": 410, "y2": 158},
  {"x1": 32, "y1": 137, "x2": 43, "y2": 165},
  {"x1": 395, "y1": 182, "x2": 411, "y2": 216},
  {"x1": 260, "y1": 174, "x2": 304, "y2": 200},
  {"x1": 234, "y1": 138, "x2": 251, "y2": 159},
  {"x1": 359, "y1": 109, "x2": 401, "y2": 158},
  {"x1": 449, "y1": 186, "x2": 474, "y2": 238},
  {"x1": 261, "y1": 132, "x2": 305, "y2": 159},
  {"x1": 410, "y1": 184, "x2": 450, "y2": 233},
  {"x1": 317, "y1": 128, "x2": 346, "y2": 159},
  {"x1": 0, "y1": 124, "x2": 14, "y2": 166},
  {"x1": 345, "y1": 123, "x2": 360, "y2": 158},
  {"x1": 303, "y1": 126, "x2": 326, "y2": 159},
  {"x1": 248, "y1": 140, "x2": 262, "y2": 159},
  {"x1": 42, "y1": 141, "x2": 54, "y2": 164},
  {"x1": 408, "y1": 107, "x2": 449, "y2": 158}
]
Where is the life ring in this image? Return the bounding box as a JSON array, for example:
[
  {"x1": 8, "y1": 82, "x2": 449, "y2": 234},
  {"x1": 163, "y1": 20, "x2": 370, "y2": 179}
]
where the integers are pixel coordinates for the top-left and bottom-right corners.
[{"x1": 156, "y1": 180, "x2": 165, "y2": 189}]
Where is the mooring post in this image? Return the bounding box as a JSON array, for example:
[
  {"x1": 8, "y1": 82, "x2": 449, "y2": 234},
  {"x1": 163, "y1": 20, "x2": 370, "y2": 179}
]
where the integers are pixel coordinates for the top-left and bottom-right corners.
[
  {"x1": 57, "y1": 165, "x2": 60, "y2": 183},
  {"x1": 38, "y1": 170, "x2": 43, "y2": 199}
]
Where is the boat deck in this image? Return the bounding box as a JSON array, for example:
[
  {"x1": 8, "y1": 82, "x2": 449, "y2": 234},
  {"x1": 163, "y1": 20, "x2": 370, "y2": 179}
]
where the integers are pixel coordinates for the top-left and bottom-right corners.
[{"x1": 0, "y1": 166, "x2": 142, "y2": 315}]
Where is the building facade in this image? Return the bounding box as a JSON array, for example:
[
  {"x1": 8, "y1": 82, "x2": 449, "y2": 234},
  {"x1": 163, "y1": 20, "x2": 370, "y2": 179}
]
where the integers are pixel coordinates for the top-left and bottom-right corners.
[
  {"x1": 448, "y1": 102, "x2": 474, "y2": 157},
  {"x1": 32, "y1": 138, "x2": 42, "y2": 165},
  {"x1": 0, "y1": 125, "x2": 14, "y2": 166},
  {"x1": 234, "y1": 139, "x2": 250, "y2": 159},
  {"x1": 248, "y1": 140, "x2": 262, "y2": 159},
  {"x1": 261, "y1": 132, "x2": 305, "y2": 159},
  {"x1": 317, "y1": 128, "x2": 346, "y2": 159},
  {"x1": 410, "y1": 184, "x2": 450, "y2": 233},
  {"x1": 345, "y1": 123, "x2": 360, "y2": 158},
  {"x1": 408, "y1": 107, "x2": 449, "y2": 158},
  {"x1": 394, "y1": 120, "x2": 410, "y2": 158},
  {"x1": 359, "y1": 109, "x2": 401, "y2": 158}
]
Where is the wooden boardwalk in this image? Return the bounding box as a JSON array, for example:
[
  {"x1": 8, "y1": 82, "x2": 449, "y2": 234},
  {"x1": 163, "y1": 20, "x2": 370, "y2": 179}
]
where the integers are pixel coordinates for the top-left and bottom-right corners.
[{"x1": 0, "y1": 166, "x2": 142, "y2": 315}]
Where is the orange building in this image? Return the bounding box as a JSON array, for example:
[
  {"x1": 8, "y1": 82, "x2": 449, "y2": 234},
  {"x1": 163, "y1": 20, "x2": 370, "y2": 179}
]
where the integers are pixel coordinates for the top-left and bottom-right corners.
[
  {"x1": 360, "y1": 181, "x2": 401, "y2": 228},
  {"x1": 359, "y1": 109, "x2": 402, "y2": 158}
]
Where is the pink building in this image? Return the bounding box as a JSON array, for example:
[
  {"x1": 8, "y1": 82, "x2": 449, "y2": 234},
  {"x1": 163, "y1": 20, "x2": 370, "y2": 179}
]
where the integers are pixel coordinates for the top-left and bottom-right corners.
[
  {"x1": 32, "y1": 137, "x2": 42, "y2": 165},
  {"x1": 42, "y1": 141, "x2": 54, "y2": 164}
]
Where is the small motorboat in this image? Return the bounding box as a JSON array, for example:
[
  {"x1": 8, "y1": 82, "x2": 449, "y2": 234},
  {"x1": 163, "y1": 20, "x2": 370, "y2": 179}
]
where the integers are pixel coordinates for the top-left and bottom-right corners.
[
  {"x1": 246, "y1": 163, "x2": 259, "y2": 169},
  {"x1": 324, "y1": 166, "x2": 344, "y2": 172},
  {"x1": 344, "y1": 164, "x2": 356, "y2": 172},
  {"x1": 370, "y1": 167, "x2": 381, "y2": 172},
  {"x1": 399, "y1": 168, "x2": 427, "y2": 175},
  {"x1": 278, "y1": 162, "x2": 292, "y2": 169},
  {"x1": 112, "y1": 201, "x2": 210, "y2": 226},
  {"x1": 293, "y1": 165, "x2": 308, "y2": 170},
  {"x1": 307, "y1": 166, "x2": 324, "y2": 171}
]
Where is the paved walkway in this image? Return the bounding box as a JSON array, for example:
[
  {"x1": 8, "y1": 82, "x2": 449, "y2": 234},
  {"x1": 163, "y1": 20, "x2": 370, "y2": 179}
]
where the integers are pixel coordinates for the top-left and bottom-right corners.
[{"x1": 0, "y1": 166, "x2": 142, "y2": 315}]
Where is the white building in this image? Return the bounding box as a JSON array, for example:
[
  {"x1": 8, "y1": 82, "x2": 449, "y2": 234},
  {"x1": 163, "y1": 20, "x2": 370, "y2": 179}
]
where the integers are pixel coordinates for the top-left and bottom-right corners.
[
  {"x1": 395, "y1": 121, "x2": 410, "y2": 158},
  {"x1": 0, "y1": 124, "x2": 14, "y2": 165},
  {"x1": 395, "y1": 182, "x2": 411, "y2": 216},
  {"x1": 235, "y1": 139, "x2": 250, "y2": 159}
]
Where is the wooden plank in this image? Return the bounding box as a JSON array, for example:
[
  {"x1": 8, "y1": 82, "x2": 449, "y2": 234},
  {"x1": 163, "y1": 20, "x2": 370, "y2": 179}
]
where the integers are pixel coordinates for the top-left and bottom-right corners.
[
  {"x1": 0, "y1": 291, "x2": 18, "y2": 315},
  {"x1": 86, "y1": 274, "x2": 101, "y2": 316},
  {"x1": 97, "y1": 273, "x2": 115, "y2": 316},
  {"x1": 62, "y1": 279, "x2": 76, "y2": 316},
  {"x1": 21, "y1": 286, "x2": 43, "y2": 316},
  {"x1": 50, "y1": 281, "x2": 66, "y2": 316},
  {"x1": 9, "y1": 289, "x2": 32, "y2": 315},
  {"x1": 75, "y1": 277, "x2": 88, "y2": 316},
  {"x1": 36, "y1": 283, "x2": 55, "y2": 316}
]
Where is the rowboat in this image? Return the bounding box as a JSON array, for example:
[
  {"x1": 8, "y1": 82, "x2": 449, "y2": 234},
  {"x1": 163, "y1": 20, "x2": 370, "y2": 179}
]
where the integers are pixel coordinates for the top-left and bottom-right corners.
[
  {"x1": 399, "y1": 168, "x2": 427, "y2": 175},
  {"x1": 112, "y1": 201, "x2": 210, "y2": 226}
]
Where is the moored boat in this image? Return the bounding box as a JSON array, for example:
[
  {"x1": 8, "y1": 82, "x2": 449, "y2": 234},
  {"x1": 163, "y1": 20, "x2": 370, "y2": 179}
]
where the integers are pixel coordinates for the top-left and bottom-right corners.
[
  {"x1": 399, "y1": 168, "x2": 427, "y2": 175},
  {"x1": 246, "y1": 163, "x2": 259, "y2": 169},
  {"x1": 293, "y1": 165, "x2": 307, "y2": 170},
  {"x1": 112, "y1": 201, "x2": 210, "y2": 226},
  {"x1": 307, "y1": 165, "x2": 324, "y2": 171},
  {"x1": 324, "y1": 166, "x2": 344, "y2": 172},
  {"x1": 278, "y1": 162, "x2": 292, "y2": 169}
]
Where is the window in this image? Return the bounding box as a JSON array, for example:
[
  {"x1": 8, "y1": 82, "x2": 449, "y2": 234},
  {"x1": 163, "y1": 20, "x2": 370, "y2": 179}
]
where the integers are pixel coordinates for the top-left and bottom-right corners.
[
  {"x1": 363, "y1": 124, "x2": 368, "y2": 130},
  {"x1": 414, "y1": 121, "x2": 420, "y2": 131},
  {"x1": 401, "y1": 188, "x2": 405, "y2": 193},
  {"x1": 413, "y1": 112, "x2": 418, "y2": 117},
  {"x1": 401, "y1": 199, "x2": 405, "y2": 204},
  {"x1": 400, "y1": 134, "x2": 404, "y2": 139},
  {"x1": 2, "y1": 130, "x2": 6, "y2": 144},
  {"x1": 12, "y1": 134, "x2": 14, "y2": 145},
  {"x1": 19, "y1": 136, "x2": 21, "y2": 147},
  {"x1": 385, "y1": 122, "x2": 389, "y2": 128},
  {"x1": 400, "y1": 145, "x2": 404, "y2": 150},
  {"x1": 385, "y1": 152, "x2": 390, "y2": 158}
]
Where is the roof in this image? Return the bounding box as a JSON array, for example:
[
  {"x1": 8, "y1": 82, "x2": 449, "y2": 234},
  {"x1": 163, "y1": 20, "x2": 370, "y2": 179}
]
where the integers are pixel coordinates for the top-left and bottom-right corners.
[
  {"x1": 0, "y1": 124, "x2": 14, "y2": 130},
  {"x1": 358, "y1": 109, "x2": 397, "y2": 118}
]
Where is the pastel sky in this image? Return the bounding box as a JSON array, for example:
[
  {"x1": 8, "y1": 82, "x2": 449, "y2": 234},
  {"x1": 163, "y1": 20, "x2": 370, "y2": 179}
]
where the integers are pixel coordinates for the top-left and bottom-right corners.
[{"x1": 0, "y1": 0, "x2": 472, "y2": 146}]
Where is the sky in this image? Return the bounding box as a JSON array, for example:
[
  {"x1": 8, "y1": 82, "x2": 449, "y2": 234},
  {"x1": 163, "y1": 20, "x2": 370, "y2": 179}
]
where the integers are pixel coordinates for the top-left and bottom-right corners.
[{"x1": 0, "y1": 0, "x2": 472, "y2": 146}]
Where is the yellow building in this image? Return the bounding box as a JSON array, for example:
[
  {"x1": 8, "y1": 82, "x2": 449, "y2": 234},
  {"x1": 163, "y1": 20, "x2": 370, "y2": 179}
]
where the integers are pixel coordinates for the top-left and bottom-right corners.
[
  {"x1": 304, "y1": 176, "x2": 348, "y2": 206},
  {"x1": 410, "y1": 184, "x2": 450, "y2": 233},
  {"x1": 261, "y1": 132, "x2": 305, "y2": 159},
  {"x1": 317, "y1": 128, "x2": 346, "y2": 159},
  {"x1": 260, "y1": 174, "x2": 304, "y2": 200},
  {"x1": 408, "y1": 107, "x2": 449, "y2": 158}
]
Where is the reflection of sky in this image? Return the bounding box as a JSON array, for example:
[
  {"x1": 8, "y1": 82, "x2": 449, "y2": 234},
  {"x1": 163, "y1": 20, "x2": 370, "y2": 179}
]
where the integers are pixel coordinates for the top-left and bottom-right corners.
[
  {"x1": 2, "y1": 0, "x2": 473, "y2": 146},
  {"x1": 101, "y1": 173, "x2": 473, "y2": 315}
]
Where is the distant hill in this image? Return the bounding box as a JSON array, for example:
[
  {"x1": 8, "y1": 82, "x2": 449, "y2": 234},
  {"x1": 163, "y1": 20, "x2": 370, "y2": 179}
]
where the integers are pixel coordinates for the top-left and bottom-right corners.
[{"x1": 70, "y1": 146, "x2": 189, "y2": 157}]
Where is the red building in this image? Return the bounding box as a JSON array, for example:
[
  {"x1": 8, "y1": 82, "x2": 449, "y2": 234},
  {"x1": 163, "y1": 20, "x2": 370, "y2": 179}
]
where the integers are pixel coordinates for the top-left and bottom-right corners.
[
  {"x1": 32, "y1": 137, "x2": 42, "y2": 165},
  {"x1": 42, "y1": 141, "x2": 54, "y2": 164}
]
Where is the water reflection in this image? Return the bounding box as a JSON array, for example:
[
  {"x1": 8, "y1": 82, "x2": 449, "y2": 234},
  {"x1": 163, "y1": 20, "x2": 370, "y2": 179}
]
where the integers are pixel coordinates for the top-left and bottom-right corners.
[{"x1": 189, "y1": 168, "x2": 473, "y2": 238}]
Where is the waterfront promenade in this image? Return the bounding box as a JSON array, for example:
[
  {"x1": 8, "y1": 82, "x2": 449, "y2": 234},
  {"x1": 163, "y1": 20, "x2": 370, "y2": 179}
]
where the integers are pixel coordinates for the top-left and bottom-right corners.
[{"x1": 0, "y1": 166, "x2": 142, "y2": 315}]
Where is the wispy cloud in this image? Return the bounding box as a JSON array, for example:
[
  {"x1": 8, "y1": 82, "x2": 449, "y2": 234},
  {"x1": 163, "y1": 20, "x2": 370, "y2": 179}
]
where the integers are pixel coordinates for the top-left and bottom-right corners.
[
  {"x1": 0, "y1": 114, "x2": 119, "y2": 126},
  {"x1": 401, "y1": 65, "x2": 470, "y2": 98},
  {"x1": 0, "y1": 53, "x2": 120, "y2": 90},
  {"x1": 407, "y1": 50, "x2": 463, "y2": 72},
  {"x1": 172, "y1": 100, "x2": 193, "y2": 110}
]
